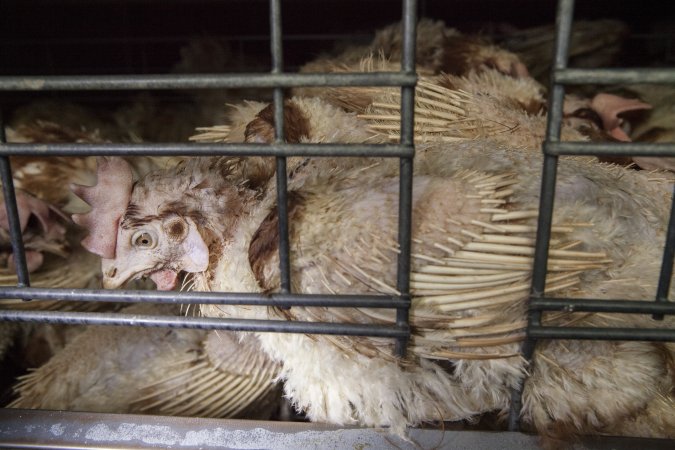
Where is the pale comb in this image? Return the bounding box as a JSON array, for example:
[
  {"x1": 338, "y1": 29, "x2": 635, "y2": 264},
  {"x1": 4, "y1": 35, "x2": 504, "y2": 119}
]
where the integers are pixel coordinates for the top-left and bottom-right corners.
[{"x1": 71, "y1": 157, "x2": 133, "y2": 259}]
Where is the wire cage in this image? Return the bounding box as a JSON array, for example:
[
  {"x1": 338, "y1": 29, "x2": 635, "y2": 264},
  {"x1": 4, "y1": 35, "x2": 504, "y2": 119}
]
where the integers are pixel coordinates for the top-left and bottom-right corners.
[{"x1": 0, "y1": 0, "x2": 674, "y2": 448}]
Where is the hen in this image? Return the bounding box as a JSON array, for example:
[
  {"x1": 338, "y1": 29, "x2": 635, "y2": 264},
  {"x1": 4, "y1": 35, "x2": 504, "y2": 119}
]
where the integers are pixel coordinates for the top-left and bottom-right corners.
[
  {"x1": 2, "y1": 105, "x2": 190, "y2": 273},
  {"x1": 496, "y1": 19, "x2": 629, "y2": 83},
  {"x1": 73, "y1": 91, "x2": 674, "y2": 441},
  {"x1": 1, "y1": 117, "x2": 109, "y2": 366},
  {"x1": 624, "y1": 84, "x2": 675, "y2": 172},
  {"x1": 1, "y1": 117, "x2": 101, "y2": 274},
  {"x1": 297, "y1": 19, "x2": 529, "y2": 81},
  {"x1": 2, "y1": 109, "x2": 284, "y2": 420}
]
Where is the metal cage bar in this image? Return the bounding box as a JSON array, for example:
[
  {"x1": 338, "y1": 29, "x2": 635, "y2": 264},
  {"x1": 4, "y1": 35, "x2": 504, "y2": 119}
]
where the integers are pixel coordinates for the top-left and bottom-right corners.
[
  {"x1": 0, "y1": 287, "x2": 410, "y2": 308},
  {"x1": 508, "y1": 0, "x2": 576, "y2": 431},
  {"x1": 270, "y1": 0, "x2": 292, "y2": 296},
  {"x1": 394, "y1": 0, "x2": 417, "y2": 357},
  {"x1": 0, "y1": 309, "x2": 409, "y2": 338},
  {"x1": 531, "y1": 297, "x2": 675, "y2": 315},
  {"x1": 554, "y1": 68, "x2": 675, "y2": 85},
  {"x1": 655, "y1": 191, "x2": 675, "y2": 320},
  {"x1": 508, "y1": 0, "x2": 675, "y2": 431},
  {"x1": 0, "y1": 142, "x2": 414, "y2": 158},
  {"x1": 0, "y1": 112, "x2": 30, "y2": 287},
  {"x1": 545, "y1": 141, "x2": 675, "y2": 156},
  {"x1": 0, "y1": 73, "x2": 417, "y2": 90}
]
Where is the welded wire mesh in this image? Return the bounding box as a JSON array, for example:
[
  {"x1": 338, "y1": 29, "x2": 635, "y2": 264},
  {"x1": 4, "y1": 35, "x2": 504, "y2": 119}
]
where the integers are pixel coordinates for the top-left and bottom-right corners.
[
  {"x1": 0, "y1": 0, "x2": 417, "y2": 354},
  {"x1": 508, "y1": 0, "x2": 675, "y2": 430},
  {"x1": 0, "y1": 0, "x2": 674, "y2": 436}
]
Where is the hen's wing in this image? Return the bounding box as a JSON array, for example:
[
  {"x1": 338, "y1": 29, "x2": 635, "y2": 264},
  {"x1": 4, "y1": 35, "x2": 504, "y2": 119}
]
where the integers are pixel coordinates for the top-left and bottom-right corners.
[{"x1": 9, "y1": 303, "x2": 281, "y2": 419}]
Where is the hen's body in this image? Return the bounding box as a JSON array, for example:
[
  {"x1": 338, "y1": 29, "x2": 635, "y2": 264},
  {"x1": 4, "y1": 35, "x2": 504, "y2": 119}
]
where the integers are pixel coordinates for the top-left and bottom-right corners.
[
  {"x1": 90, "y1": 140, "x2": 674, "y2": 438},
  {"x1": 211, "y1": 150, "x2": 674, "y2": 437}
]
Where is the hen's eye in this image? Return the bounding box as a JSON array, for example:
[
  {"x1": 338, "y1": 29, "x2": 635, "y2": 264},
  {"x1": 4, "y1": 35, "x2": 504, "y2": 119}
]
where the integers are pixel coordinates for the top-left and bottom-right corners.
[{"x1": 131, "y1": 230, "x2": 157, "y2": 249}]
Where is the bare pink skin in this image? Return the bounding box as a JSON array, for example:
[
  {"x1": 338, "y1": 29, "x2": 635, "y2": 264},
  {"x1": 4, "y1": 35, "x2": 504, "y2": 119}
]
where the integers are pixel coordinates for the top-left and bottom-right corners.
[
  {"x1": 150, "y1": 269, "x2": 179, "y2": 291},
  {"x1": 590, "y1": 93, "x2": 652, "y2": 142},
  {"x1": 7, "y1": 251, "x2": 44, "y2": 273},
  {"x1": 0, "y1": 190, "x2": 58, "y2": 234},
  {"x1": 71, "y1": 157, "x2": 133, "y2": 259},
  {"x1": 509, "y1": 61, "x2": 530, "y2": 78}
]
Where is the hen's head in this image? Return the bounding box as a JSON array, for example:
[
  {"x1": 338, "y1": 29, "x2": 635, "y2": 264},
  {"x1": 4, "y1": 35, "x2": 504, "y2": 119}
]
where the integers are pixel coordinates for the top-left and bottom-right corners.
[
  {"x1": 101, "y1": 210, "x2": 209, "y2": 291},
  {"x1": 71, "y1": 157, "x2": 224, "y2": 291}
]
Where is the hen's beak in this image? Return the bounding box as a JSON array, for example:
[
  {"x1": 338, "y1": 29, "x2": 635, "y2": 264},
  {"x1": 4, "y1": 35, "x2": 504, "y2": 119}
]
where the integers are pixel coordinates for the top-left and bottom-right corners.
[
  {"x1": 101, "y1": 259, "x2": 180, "y2": 291},
  {"x1": 101, "y1": 258, "x2": 146, "y2": 290}
]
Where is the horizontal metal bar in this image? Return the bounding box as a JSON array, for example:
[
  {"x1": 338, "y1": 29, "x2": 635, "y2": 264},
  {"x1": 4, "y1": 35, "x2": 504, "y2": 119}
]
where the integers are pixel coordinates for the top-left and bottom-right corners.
[
  {"x1": 545, "y1": 141, "x2": 675, "y2": 157},
  {"x1": 531, "y1": 298, "x2": 675, "y2": 315},
  {"x1": 0, "y1": 287, "x2": 407, "y2": 308},
  {"x1": 3, "y1": 33, "x2": 372, "y2": 47},
  {"x1": 0, "y1": 73, "x2": 416, "y2": 91},
  {"x1": 529, "y1": 326, "x2": 675, "y2": 342},
  {"x1": 0, "y1": 309, "x2": 408, "y2": 338},
  {"x1": 0, "y1": 142, "x2": 414, "y2": 158},
  {"x1": 554, "y1": 68, "x2": 675, "y2": 85}
]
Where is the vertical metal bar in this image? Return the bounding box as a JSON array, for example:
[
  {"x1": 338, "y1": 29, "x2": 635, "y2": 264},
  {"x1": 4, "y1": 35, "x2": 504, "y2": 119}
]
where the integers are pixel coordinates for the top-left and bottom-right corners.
[
  {"x1": 0, "y1": 110, "x2": 30, "y2": 287},
  {"x1": 270, "y1": 0, "x2": 283, "y2": 77},
  {"x1": 270, "y1": 0, "x2": 291, "y2": 294},
  {"x1": 654, "y1": 186, "x2": 675, "y2": 320},
  {"x1": 395, "y1": 0, "x2": 417, "y2": 358},
  {"x1": 508, "y1": 0, "x2": 575, "y2": 431}
]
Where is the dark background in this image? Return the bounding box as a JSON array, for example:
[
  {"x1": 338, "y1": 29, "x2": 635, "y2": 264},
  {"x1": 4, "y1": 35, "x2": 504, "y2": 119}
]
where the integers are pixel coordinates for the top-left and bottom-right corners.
[{"x1": 1, "y1": 0, "x2": 672, "y2": 75}]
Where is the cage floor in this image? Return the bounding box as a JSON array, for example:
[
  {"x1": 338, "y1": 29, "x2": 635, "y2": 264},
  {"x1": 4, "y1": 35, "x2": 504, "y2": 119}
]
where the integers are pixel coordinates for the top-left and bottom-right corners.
[{"x1": 0, "y1": 408, "x2": 673, "y2": 450}]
